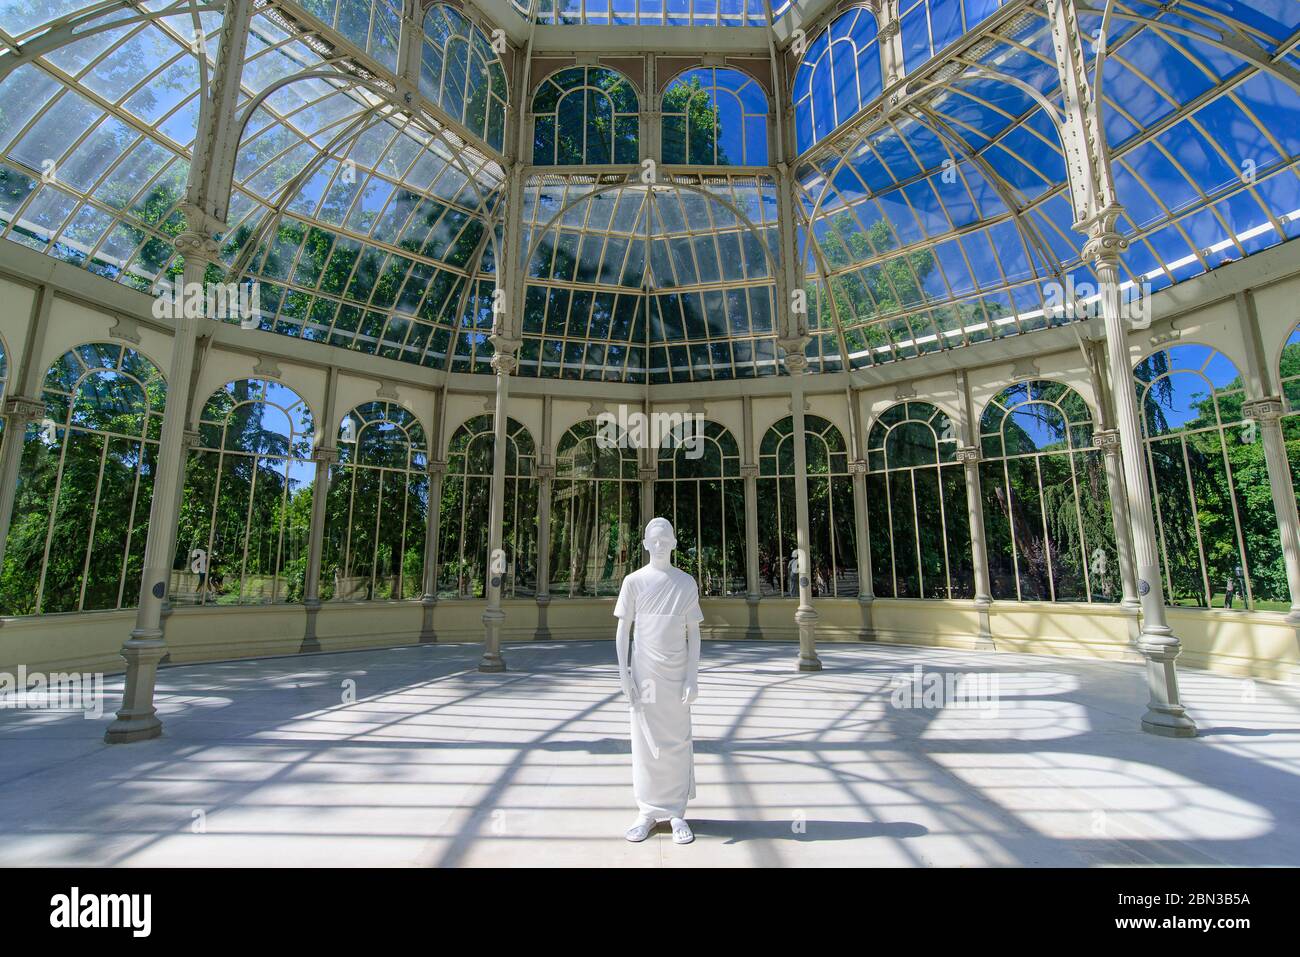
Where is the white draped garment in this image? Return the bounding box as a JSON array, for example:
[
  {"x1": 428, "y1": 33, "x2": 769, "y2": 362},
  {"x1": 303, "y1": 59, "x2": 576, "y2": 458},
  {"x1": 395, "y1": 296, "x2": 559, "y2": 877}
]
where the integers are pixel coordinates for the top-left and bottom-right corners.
[{"x1": 614, "y1": 564, "x2": 704, "y2": 820}]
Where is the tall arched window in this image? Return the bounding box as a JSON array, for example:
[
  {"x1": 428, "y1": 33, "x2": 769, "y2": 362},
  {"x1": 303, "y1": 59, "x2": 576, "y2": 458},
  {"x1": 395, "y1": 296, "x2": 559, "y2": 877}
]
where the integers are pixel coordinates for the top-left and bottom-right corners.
[
  {"x1": 532, "y1": 66, "x2": 640, "y2": 165},
  {"x1": 420, "y1": 4, "x2": 509, "y2": 152},
  {"x1": 662, "y1": 67, "x2": 768, "y2": 165},
  {"x1": 653, "y1": 419, "x2": 745, "y2": 596},
  {"x1": 793, "y1": 6, "x2": 883, "y2": 154},
  {"x1": 0, "y1": 343, "x2": 164, "y2": 615},
  {"x1": 174, "y1": 380, "x2": 315, "y2": 606},
  {"x1": 438, "y1": 414, "x2": 537, "y2": 597},
  {"x1": 865, "y1": 401, "x2": 972, "y2": 599},
  {"x1": 1136, "y1": 345, "x2": 1286, "y2": 610},
  {"x1": 757, "y1": 414, "x2": 857, "y2": 597},
  {"x1": 321, "y1": 401, "x2": 428, "y2": 602},
  {"x1": 1280, "y1": 323, "x2": 1300, "y2": 496},
  {"x1": 550, "y1": 419, "x2": 641, "y2": 596},
  {"x1": 979, "y1": 381, "x2": 1117, "y2": 603}
]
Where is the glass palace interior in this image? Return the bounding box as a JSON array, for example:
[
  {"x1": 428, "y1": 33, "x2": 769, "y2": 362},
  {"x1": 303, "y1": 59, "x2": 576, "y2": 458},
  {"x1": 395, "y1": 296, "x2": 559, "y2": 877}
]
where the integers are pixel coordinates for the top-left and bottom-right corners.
[{"x1": 0, "y1": 0, "x2": 1298, "y2": 745}]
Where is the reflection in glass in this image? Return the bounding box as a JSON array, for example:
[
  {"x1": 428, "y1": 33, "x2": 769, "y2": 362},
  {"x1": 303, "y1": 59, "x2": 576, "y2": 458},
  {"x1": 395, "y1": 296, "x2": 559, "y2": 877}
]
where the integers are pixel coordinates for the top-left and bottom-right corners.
[{"x1": 662, "y1": 68, "x2": 768, "y2": 166}]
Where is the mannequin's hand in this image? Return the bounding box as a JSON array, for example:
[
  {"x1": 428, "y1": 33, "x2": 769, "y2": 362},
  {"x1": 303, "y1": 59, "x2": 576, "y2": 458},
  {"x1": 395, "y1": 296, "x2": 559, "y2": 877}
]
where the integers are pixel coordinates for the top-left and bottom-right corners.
[
  {"x1": 621, "y1": 670, "x2": 639, "y2": 706},
  {"x1": 681, "y1": 681, "x2": 698, "y2": 705}
]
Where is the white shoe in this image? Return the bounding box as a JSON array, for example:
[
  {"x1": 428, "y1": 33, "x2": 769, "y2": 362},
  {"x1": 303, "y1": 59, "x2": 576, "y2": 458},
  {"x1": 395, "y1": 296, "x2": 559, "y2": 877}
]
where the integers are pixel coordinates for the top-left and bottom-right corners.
[
  {"x1": 670, "y1": 818, "x2": 694, "y2": 845},
  {"x1": 625, "y1": 817, "x2": 655, "y2": 843}
]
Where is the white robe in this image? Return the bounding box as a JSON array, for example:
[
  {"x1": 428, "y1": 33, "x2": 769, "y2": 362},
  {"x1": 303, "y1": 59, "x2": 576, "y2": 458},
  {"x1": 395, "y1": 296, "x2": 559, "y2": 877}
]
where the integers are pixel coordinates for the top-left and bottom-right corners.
[{"x1": 614, "y1": 564, "x2": 704, "y2": 820}]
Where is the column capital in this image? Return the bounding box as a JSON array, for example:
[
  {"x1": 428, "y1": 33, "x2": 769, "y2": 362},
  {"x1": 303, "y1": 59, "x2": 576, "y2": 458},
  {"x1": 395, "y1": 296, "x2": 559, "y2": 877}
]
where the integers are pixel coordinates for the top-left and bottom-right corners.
[
  {"x1": 955, "y1": 446, "x2": 981, "y2": 464},
  {"x1": 181, "y1": 428, "x2": 202, "y2": 450},
  {"x1": 1242, "y1": 396, "x2": 1285, "y2": 424},
  {"x1": 489, "y1": 334, "x2": 521, "y2": 376},
  {"x1": 3, "y1": 396, "x2": 46, "y2": 423},
  {"x1": 1093, "y1": 428, "x2": 1122, "y2": 453},
  {"x1": 535, "y1": 463, "x2": 556, "y2": 480},
  {"x1": 427, "y1": 458, "x2": 448, "y2": 475},
  {"x1": 780, "y1": 348, "x2": 810, "y2": 377},
  {"x1": 174, "y1": 204, "x2": 227, "y2": 266},
  {"x1": 637, "y1": 465, "x2": 658, "y2": 482},
  {"x1": 848, "y1": 458, "x2": 868, "y2": 475},
  {"x1": 739, "y1": 462, "x2": 759, "y2": 479},
  {"x1": 312, "y1": 445, "x2": 339, "y2": 466},
  {"x1": 1078, "y1": 205, "x2": 1129, "y2": 266}
]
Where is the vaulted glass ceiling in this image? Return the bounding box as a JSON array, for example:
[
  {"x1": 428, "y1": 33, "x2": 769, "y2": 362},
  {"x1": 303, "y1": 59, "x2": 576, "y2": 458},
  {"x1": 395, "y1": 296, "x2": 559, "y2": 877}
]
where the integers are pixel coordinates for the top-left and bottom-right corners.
[{"x1": 0, "y1": 0, "x2": 1296, "y2": 382}]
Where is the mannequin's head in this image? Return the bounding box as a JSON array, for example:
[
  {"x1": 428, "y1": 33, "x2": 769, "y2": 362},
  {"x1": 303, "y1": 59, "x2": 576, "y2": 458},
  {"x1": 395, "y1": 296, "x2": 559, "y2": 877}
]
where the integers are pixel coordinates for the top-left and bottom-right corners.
[{"x1": 643, "y1": 518, "x2": 677, "y2": 566}]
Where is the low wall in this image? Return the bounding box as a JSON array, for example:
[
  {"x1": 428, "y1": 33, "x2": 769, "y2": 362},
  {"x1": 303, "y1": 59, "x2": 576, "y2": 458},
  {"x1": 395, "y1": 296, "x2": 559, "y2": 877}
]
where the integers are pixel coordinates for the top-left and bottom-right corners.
[{"x1": 1, "y1": 597, "x2": 1296, "y2": 683}]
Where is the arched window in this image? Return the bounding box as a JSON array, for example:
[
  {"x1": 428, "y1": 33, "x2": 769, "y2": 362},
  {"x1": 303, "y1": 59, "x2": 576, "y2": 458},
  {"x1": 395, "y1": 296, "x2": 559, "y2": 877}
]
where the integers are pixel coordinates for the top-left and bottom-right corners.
[
  {"x1": 174, "y1": 380, "x2": 315, "y2": 606},
  {"x1": 532, "y1": 66, "x2": 639, "y2": 165},
  {"x1": 979, "y1": 381, "x2": 1117, "y2": 603},
  {"x1": 865, "y1": 401, "x2": 971, "y2": 599},
  {"x1": 757, "y1": 414, "x2": 857, "y2": 597},
  {"x1": 321, "y1": 401, "x2": 428, "y2": 602},
  {"x1": 1135, "y1": 345, "x2": 1285, "y2": 610},
  {"x1": 550, "y1": 419, "x2": 642, "y2": 596},
  {"x1": 299, "y1": 0, "x2": 402, "y2": 73},
  {"x1": 653, "y1": 419, "x2": 745, "y2": 596},
  {"x1": 793, "y1": 6, "x2": 883, "y2": 154},
  {"x1": 662, "y1": 67, "x2": 768, "y2": 166},
  {"x1": 438, "y1": 414, "x2": 537, "y2": 597},
  {"x1": 0, "y1": 343, "x2": 164, "y2": 615},
  {"x1": 420, "y1": 4, "x2": 509, "y2": 152},
  {"x1": 1281, "y1": 323, "x2": 1300, "y2": 496}
]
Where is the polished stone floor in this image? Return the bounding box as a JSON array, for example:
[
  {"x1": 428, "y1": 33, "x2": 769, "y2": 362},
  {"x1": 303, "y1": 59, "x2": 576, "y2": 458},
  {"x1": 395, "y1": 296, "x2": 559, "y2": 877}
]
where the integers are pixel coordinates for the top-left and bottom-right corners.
[{"x1": 1, "y1": 639, "x2": 1298, "y2": 867}]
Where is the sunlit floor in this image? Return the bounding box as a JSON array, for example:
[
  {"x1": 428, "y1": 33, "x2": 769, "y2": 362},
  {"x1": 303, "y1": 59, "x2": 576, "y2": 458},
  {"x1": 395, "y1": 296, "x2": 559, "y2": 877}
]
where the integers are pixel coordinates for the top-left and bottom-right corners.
[{"x1": 2, "y1": 639, "x2": 1299, "y2": 867}]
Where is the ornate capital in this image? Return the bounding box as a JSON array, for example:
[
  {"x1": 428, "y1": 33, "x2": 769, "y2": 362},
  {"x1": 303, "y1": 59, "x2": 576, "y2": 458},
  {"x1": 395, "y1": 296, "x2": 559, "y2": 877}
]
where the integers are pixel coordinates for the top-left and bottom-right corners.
[
  {"x1": 1242, "y1": 397, "x2": 1284, "y2": 425},
  {"x1": 428, "y1": 458, "x2": 448, "y2": 476},
  {"x1": 1093, "y1": 428, "x2": 1122, "y2": 453},
  {"x1": 739, "y1": 462, "x2": 759, "y2": 479},
  {"x1": 489, "y1": 334, "x2": 521, "y2": 376},
  {"x1": 637, "y1": 466, "x2": 658, "y2": 482},
  {"x1": 955, "y1": 446, "x2": 981, "y2": 464},
  {"x1": 174, "y1": 204, "x2": 227, "y2": 266},
  {"x1": 848, "y1": 459, "x2": 868, "y2": 475},
  {"x1": 181, "y1": 428, "x2": 202, "y2": 450},
  {"x1": 3, "y1": 396, "x2": 45, "y2": 423},
  {"x1": 313, "y1": 446, "x2": 339, "y2": 466},
  {"x1": 535, "y1": 463, "x2": 556, "y2": 480},
  {"x1": 878, "y1": 17, "x2": 900, "y2": 39},
  {"x1": 780, "y1": 347, "x2": 810, "y2": 376},
  {"x1": 1078, "y1": 205, "x2": 1129, "y2": 266}
]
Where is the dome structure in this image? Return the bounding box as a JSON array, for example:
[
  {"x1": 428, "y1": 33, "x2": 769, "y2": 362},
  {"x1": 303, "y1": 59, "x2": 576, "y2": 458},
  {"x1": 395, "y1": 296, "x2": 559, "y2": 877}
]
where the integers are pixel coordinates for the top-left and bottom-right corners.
[{"x1": 0, "y1": 0, "x2": 1298, "y2": 763}]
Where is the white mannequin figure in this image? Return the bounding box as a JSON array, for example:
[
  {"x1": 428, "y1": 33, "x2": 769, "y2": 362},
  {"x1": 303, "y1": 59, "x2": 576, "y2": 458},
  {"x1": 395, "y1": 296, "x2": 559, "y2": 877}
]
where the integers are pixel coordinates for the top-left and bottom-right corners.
[{"x1": 614, "y1": 518, "x2": 703, "y2": 845}]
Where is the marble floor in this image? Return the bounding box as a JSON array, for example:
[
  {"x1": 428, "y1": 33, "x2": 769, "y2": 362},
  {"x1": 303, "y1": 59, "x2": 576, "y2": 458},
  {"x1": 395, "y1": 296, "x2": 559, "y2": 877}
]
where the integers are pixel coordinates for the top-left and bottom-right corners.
[{"x1": 1, "y1": 639, "x2": 1298, "y2": 867}]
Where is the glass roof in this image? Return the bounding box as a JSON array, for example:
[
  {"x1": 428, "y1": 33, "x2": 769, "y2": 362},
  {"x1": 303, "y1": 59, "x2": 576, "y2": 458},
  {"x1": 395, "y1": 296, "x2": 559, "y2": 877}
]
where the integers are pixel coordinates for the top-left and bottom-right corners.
[
  {"x1": 0, "y1": 0, "x2": 1296, "y2": 383},
  {"x1": 519, "y1": 172, "x2": 780, "y2": 382},
  {"x1": 510, "y1": 0, "x2": 776, "y2": 28}
]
